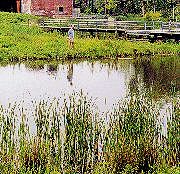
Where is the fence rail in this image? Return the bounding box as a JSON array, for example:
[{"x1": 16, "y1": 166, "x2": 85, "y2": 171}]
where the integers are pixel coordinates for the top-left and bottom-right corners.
[
  {"x1": 40, "y1": 18, "x2": 180, "y2": 31},
  {"x1": 39, "y1": 18, "x2": 180, "y2": 42}
]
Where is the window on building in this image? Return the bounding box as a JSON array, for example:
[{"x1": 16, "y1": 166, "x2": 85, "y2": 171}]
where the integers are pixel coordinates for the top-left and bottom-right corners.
[{"x1": 58, "y1": 7, "x2": 63, "y2": 13}]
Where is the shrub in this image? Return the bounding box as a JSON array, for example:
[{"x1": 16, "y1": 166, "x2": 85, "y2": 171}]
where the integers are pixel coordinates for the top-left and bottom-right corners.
[{"x1": 144, "y1": 11, "x2": 161, "y2": 21}]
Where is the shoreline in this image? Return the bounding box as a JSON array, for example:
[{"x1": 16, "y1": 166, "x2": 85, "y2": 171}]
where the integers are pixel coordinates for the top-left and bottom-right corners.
[{"x1": 0, "y1": 13, "x2": 179, "y2": 63}]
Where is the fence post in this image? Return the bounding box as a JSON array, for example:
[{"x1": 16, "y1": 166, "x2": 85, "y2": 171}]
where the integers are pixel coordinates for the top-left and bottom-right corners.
[
  {"x1": 175, "y1": 22, "x2": 178, "y2": 31},
  {"x1": 124, "y1": 23, "x2": 127, "y2": 30},
  {"x1": 152, "y1": 21, "x2": 155, "y2": 30},
  {"x1": 168, "y1": 21, "x2": 171, "y2": 31},
  {"x1": 115, "y1": 21, "x2": 118, "y2": 37},
  {"x1": 161, "y1": 22, "x2": 163, "y2": 30},
  {"x1": 78, "y1": 21, "x2": 80, "y2": 30},
  {"x1": 144, "y1": 22, "x2": 146, "y2": 30}
]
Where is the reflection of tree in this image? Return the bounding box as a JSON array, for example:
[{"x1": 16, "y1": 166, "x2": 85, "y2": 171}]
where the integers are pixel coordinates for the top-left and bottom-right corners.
[
  {"x1": 25, "y1": 63, "x2": 44, "y2": 71},
  {"x1": 46, "y1": 64, "x2": 58, "y2": 76},
  {"x1": 128, "y1": 75, "x2": 140, "y2": 95},
  {"x1": 90, "y1": 62, "x2": 94, "y2": 74},
  {"x1": 67, "y1": 63, "x2": 73, "y2": 86},
  {"x1": 131, "y1": 58, "x2": 178, "y2": 98}
]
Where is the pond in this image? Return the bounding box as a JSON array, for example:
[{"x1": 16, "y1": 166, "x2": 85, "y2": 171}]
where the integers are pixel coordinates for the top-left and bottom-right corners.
[
  {"x1": 0, "y1": 57, "x2": 178, "y2": 111},
  {"x1": 0, "y1": 57, "x2": 179, "y2": 173},
  {"x1": 0, "y1": 60, "x2": 133, "y2": 111}
]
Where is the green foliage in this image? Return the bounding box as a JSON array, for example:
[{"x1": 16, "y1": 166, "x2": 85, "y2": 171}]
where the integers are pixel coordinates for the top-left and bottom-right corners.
[
  {"x1": 93, "y1": 162, "x2": 114, "y2": 174},
  {"x1": 0, "y1": 12, "x2": 179, "y2": 63},
  {"x1": 153, "y1": 166, "x2": 180, "y2": 174},
  {"x1": 0, "y1": 91, "x2": 179, "y2": 173},
  {"x1": 105, "y1": 0, "x2": 117, "y2": 14},
  {"x1": 74, "y1": 0, "x2": 178, "y2": 19},
  {"x1": 115, "y1": 14, "x2": 144, "y2": 21},
  {"x1": 145, "y1": 11, "x2": 162, "y2": 21},
  {"x1": 0, "y1": 11, "x2": 39, "y2": 24}
]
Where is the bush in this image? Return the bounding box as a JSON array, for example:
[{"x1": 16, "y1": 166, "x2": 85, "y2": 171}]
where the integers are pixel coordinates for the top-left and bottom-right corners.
[
  {"x1": 144, "y1": 11, "x2": 161, "y2": 21},
  {"x1": 115, "y1": 14, "x2": 144, "y2": 21}
]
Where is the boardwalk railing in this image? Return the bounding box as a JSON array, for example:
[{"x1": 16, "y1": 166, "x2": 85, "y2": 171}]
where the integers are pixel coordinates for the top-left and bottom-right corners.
[
  {"x1": 40, "y1": 18, "x2": 180, "y2": 31},
  {"x1": 39, "y1": 18, "x2": 180, "y2": 42}
]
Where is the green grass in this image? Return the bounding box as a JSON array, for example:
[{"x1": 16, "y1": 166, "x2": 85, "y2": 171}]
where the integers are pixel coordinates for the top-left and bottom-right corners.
[{"x1": 0, "y1": 12, "x2": 179, "y2": 62}]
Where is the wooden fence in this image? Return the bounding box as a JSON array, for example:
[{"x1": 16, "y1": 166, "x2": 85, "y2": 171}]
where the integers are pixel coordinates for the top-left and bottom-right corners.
[{"x1": 40, "y1": 18, "x2": 180, "y2": 31}]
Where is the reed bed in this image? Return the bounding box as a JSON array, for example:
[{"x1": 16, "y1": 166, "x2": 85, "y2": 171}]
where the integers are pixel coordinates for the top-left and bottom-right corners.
[{"x1": 0, "y1": 91, "x2": 179, "y2": 173}]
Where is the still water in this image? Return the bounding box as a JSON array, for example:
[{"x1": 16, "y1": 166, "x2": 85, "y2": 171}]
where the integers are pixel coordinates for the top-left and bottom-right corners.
[
  {"x1": 0, "y1": 58, "x2": 178, "y2": 113},
  {"x1": 0, "y1": 60, "x2": 134, "y2": 112},
  {"x1": 0, "y1": 58, "x2": 178, "y2": 136}
]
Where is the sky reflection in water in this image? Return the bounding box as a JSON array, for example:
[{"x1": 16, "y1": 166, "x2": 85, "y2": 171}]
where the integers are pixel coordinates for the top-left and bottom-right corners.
[{"x1": 0, "y1": 60, "x2": 134, "y2": 112}]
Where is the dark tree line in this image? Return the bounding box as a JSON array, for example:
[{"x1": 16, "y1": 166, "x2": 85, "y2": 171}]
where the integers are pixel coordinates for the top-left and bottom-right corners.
[{"x1": 74, "y1": 0, "x2": 179, "y2": 19}]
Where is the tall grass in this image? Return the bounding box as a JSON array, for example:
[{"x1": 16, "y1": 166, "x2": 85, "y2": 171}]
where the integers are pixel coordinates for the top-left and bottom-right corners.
[
  {"x1": 0, "y1": 12, "x2": 179, "y2": 62},
  {"x1": 0, "y1": 91, "x2": 179, "y2": 173}
]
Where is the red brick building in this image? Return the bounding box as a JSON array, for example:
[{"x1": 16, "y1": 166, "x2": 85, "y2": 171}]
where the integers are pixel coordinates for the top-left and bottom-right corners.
[{"x1": 0, "y1": 0, "x2": 73, "y2": 17}]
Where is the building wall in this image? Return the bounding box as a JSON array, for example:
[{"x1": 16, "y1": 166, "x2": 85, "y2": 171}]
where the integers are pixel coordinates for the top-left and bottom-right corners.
[
  {"x1": 21, "y1": 0, "x2": 73, "y2": 16},
  {"x1": 21, "y1": 0, "x2": 31, "y2": 14},
  {"x1": 21, "y1": 0, "x2": 73, "y2": 17}
]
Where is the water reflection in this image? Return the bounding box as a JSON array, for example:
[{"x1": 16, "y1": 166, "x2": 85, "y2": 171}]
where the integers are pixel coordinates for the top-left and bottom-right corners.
[
  {"x1": 67, "y1": 63, "x2": 73, "y2": 86},
  {"x1": 0, "y1": 60, "x2": 133, "y2": 112},
  {"x1": 47, "y1": 64, "x2": 58, "y2": 75},
  {"x1": 25, "y1": 62, "x2": 44, "y2": 71},
  {"x1": 133, "y1": 57, "x2": 179, "y2": 97},
  {"x1": 0, "y1": 57, "x2": 178, "y2": 112}
]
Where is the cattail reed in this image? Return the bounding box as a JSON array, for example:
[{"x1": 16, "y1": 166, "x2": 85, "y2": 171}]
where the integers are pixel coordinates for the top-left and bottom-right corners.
[{"x1": 0, "y1": 91, "x2": 179, "y2": 173}]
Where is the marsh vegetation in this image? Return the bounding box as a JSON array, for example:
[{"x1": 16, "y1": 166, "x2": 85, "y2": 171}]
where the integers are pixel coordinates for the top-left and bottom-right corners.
[
  {"x1": 0, "y1": 12, "x2": 179, "y2": 62},
  {"x1": 0, "y1": 91, "x2": 179, "y2": 173},
  {"x1": 0, "y1": 56, "x2": 179, "y2": 173},
  {"x1": 0, "y1": 12, "x2": 179, "y2": 173}
]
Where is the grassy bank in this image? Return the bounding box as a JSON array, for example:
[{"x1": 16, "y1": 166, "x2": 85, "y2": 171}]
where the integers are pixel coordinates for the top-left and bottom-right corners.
[
  {"x1": 0, "y1": 12, "x2": 179, "y2": 62},
  {"x1": 0, "y1": 91, "x2": 179, "y2": 173}
]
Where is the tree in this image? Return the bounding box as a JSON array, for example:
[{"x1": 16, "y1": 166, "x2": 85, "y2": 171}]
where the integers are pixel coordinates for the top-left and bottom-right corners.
[{"x1": 105, "y1": 0, "x2": 117, "y2": 15}]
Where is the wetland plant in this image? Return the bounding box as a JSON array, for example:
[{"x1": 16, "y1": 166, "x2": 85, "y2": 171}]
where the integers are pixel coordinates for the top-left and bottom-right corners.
[
  {"x1": 0, "y1": 92, "x2": 179, "y2": 173},
  {"x1": 0, "y1": 12, "x2": 180, "y2": 62}
]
